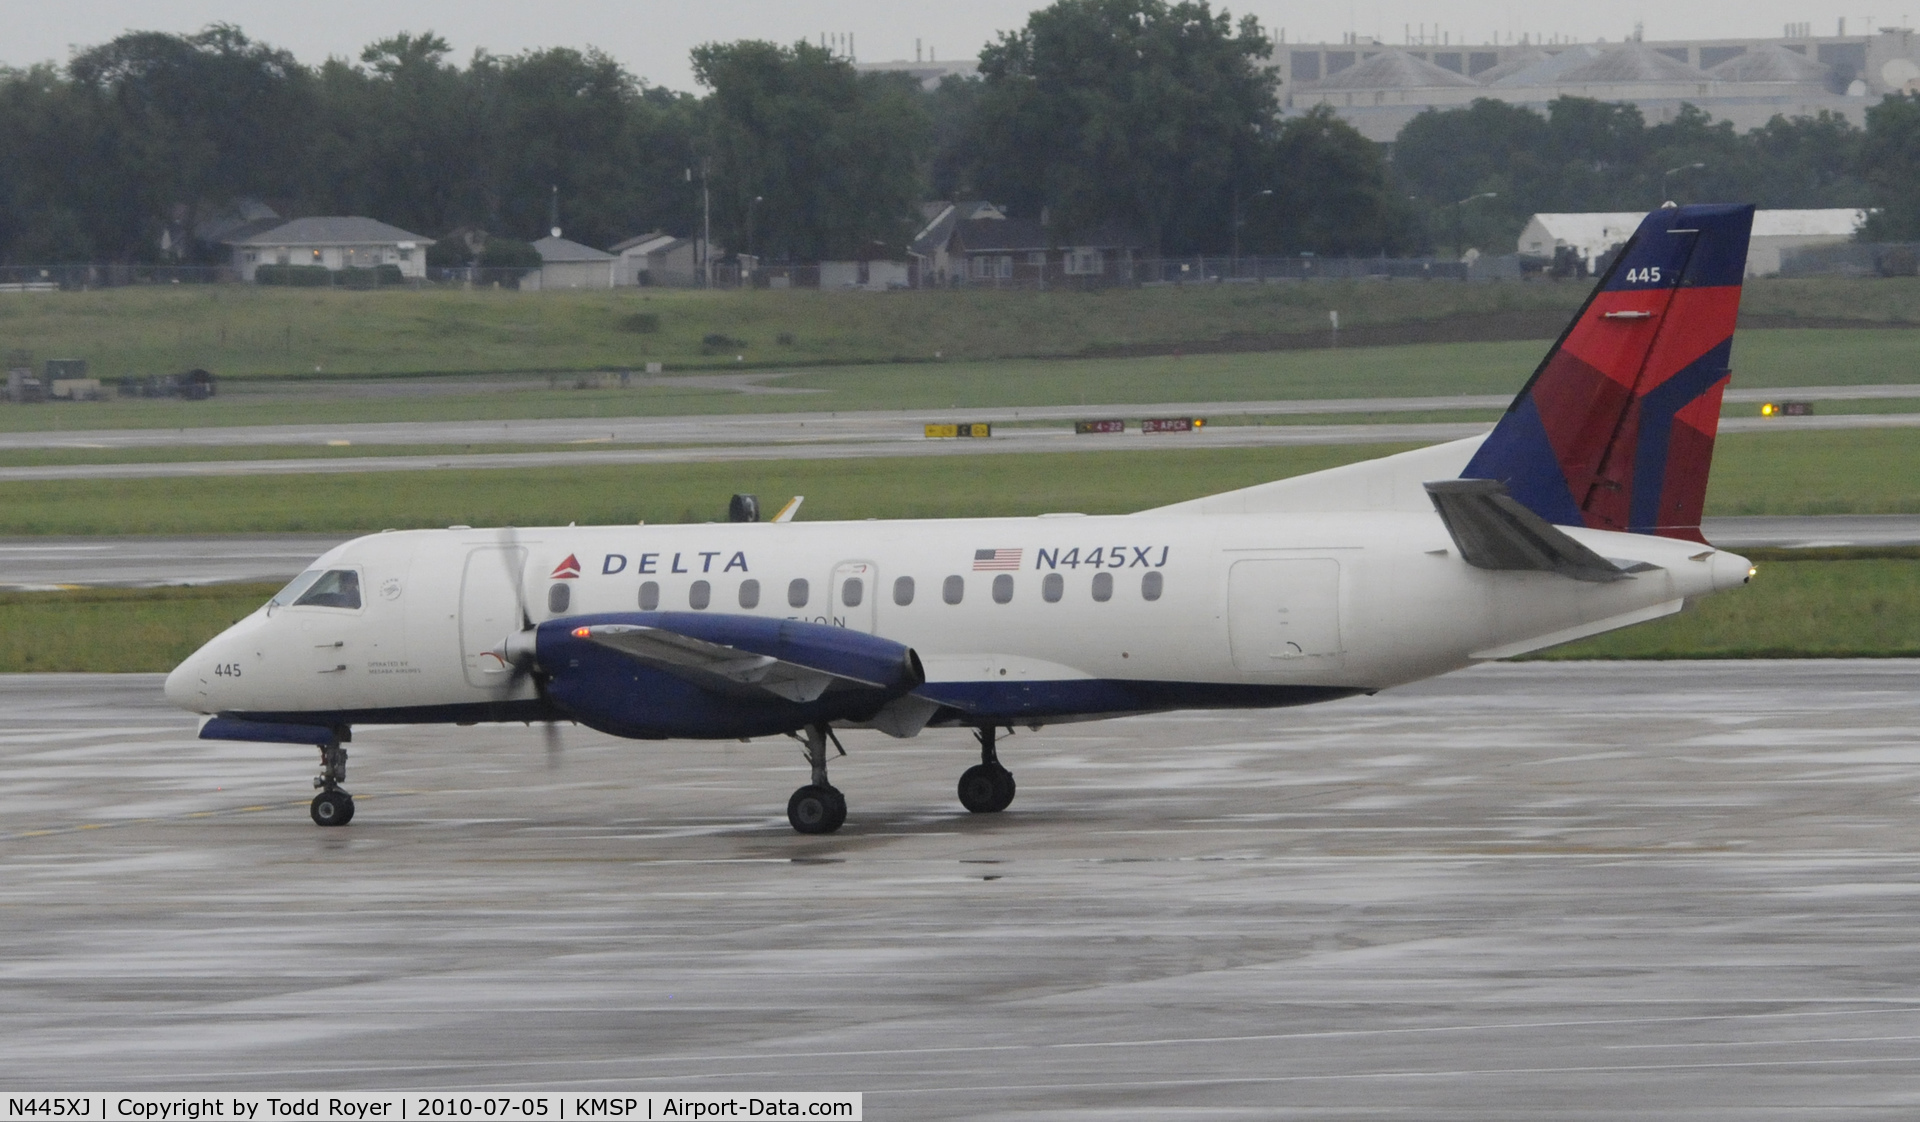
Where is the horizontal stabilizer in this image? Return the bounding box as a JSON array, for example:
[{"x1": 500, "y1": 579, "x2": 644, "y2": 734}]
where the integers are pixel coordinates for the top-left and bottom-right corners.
[{"x1": 1425, "y1": 479, "x2": 1636, "y2": 583}]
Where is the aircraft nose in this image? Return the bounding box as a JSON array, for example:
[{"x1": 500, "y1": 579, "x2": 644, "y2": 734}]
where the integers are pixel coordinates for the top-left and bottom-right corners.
[{"x1": 164, "y1": 651, "x2": 210, "y2": 712}]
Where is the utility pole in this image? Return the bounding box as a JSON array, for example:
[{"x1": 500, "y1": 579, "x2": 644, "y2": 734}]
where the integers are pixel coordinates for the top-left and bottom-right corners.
[
  {"x1": 1232, "y1": 187, "x2": 1272, "y2": 271},
  {"x1": 1661, "y1": 162, "x2": 1705, "y2": 206},
  {"x1": 702, "y1": 159, "x2": 713, "y2": 289},
  {"x1": 1454, "y1": 191, "x2": 1498, "y2": 258}
]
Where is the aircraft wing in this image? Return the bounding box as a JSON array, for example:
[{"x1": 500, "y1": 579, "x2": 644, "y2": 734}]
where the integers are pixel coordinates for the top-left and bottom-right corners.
[
  {"x1": 569, "y1": 620, "x2": 907, "y2": 704},
  {"x1": 1425, "y1": 479, "x2": 1647, "y2": 583}
]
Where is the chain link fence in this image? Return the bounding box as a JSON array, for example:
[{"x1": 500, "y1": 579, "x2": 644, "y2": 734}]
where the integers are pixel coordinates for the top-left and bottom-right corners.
[{"x1": 3, "y1": 253, "x2": 1530, "y2": 292}]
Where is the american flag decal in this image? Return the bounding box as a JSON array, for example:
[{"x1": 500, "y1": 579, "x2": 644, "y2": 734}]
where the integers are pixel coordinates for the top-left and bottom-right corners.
[{"x1": 973, "y1": 548, "x2": 1022, "y2": 571}]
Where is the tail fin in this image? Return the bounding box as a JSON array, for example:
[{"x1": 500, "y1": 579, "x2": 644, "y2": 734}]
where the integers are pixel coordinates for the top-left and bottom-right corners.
[{"x1": 1461, "y1": 203, "x2": 1754, "y2": 542}]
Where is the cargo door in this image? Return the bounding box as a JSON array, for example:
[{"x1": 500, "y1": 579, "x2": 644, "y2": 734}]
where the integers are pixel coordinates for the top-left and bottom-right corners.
[{"x1": 1228, "y1": 559, "x2": 1342, "y2": 670}]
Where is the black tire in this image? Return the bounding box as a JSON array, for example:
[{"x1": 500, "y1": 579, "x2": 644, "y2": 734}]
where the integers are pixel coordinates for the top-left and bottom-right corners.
[
  {"x1": 311, "y1": 790, "x2": 354, "y2": 827},
  {"x1": 788, "y1": 784, "x2": 844, "y2": 834},
  {"x1": 959, "y1": 763, "x2": 1016, "y2": 813}
]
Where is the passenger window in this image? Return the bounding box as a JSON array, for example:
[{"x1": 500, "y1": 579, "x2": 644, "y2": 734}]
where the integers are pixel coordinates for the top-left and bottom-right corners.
[
  {"x1": 639, "y1": 581, "x2": 659, "y2": 610},
  {"x1": 842, "y1": 577, "x2": 864, "y2": 607},
  {"x1": 1142, "y1": 571, "x2": 1164, "y2": 601},
  {"x1": 1042, "y1": 573, "x2": 1063, "y2": 603},
  {"x1": 992, "y1": 574, "x2": 1013, "y2": 603},
  {"x1": 547, "y1": 582, "x2": 570, "y2": 614},
  {"x1": 1091, "y1": 572, "x2": 1113, "y2": 602},
  {"x1": 893, "y1": 576, "x2": 914, "y2": 606},
  {"x1": 788, "y1": 578, "x2": 809, "y2": 608},
  {"x1": 739, "y1": 578, "x2": 760, "y2": 609},
  {"x1": 293, "y1": 569, "x2": 361, "y2": 609},
  {"x1": 943, "y1": 575, "x2": 964, "y2": 604},
  {"x1": 689, "y1": 580, "x2": 711, "y2": 609}
]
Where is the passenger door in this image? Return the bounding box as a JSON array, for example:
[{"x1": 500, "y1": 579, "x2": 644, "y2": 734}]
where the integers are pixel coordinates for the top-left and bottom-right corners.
[{"x1": 460, "y1": 546, "x2": 526, "y2": 687}]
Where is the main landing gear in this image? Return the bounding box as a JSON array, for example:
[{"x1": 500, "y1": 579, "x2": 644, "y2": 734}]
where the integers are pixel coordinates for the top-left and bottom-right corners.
[
  {"x1": 787, "y1": 723, "x2": 847, "y2": 835},
  {"x1": 311, "y1": 741, "x2": 354, "y2": 826},
  {"x1": 958, "y1": 726, "x2": 1016, "y2": 814}
]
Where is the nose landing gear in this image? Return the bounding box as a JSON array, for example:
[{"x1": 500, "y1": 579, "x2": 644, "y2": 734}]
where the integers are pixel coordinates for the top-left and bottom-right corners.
[
  {"x1": 958, "y1": 726, "x2": 1015, "y2": 814},
  {"x1": 311, "y1": 742, "x2": 354, "y2": 826},
  {"x1": 786, "y1": 723, "x2": 846, "y2": 835}
]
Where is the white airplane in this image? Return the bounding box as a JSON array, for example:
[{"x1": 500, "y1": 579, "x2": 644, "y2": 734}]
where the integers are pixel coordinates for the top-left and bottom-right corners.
[{"x1": 167, "y1": 203, "x2": 1758, "y2": 834}]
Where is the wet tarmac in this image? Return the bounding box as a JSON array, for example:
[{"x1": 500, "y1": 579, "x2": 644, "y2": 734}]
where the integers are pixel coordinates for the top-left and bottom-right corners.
[{"x1": 3, "y1": 662, "x2": 1919, "y2": 1116}]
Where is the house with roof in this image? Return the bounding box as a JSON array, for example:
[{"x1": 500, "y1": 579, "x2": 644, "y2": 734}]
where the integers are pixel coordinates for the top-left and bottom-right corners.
[
  {"x1": 910, "y1": 201, "x2": 1145, "y2": 287},
  {"x1": 1518, "y1": 208, "x2": 1866, "y2": 276},
  {"x1": 609, "y1": 231, "x2": 705, "y2": 287},
  {"x1": 223, "y1": 217, "x2": 433, "y2": 281},
  {"x1": 527, "y1": 233, "x2": 617, "y2": 290}
]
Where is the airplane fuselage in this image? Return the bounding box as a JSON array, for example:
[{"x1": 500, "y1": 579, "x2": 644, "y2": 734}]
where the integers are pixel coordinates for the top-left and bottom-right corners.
[{"x1": 166, "y1": 509, "x2": 1751, "y2": 736}]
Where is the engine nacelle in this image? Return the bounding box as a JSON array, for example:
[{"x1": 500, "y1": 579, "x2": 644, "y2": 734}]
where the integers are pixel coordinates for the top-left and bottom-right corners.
[{"x1": 534, "y1": 612, "x2": 926, "y2": 739}]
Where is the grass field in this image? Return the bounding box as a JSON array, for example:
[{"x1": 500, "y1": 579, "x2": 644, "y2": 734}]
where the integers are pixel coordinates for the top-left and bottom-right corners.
[
  {"x1": 0, "y1": 279, "x2": 1591, "y2": 379},
  {"x1": 0, "y1": 276, "x2": 1916, "y2": 387},
  {"x1": 1, "y1": 326, "x2": 1916, "y2": 434},
  {"x1": 0, "y1": 428, "x2": 1912, "y2": 535},
  {"x1": 1536, "y1": 557, "x2": 1920, "y2": 659},
  {"x1": 0, "y1": 584, "x2": 279, "y2": 673},
  {"x1": 5, "y1": 555, "x2": 1910, "y2": 673}
]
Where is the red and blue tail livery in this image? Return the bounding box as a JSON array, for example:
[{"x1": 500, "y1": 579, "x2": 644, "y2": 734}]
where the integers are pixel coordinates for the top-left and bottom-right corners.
[{"x1": 1463, "y1": 203, "x2": 1754, "y2": 543}]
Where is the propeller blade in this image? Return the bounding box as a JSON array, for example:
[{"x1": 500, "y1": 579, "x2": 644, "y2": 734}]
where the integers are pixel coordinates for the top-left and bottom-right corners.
[
  {"x1": 490, "y1": 526, "x2": 565, "y2": 766},
  {"x1": 495, "y1": 526, "x2": 532, "y2": 630}
]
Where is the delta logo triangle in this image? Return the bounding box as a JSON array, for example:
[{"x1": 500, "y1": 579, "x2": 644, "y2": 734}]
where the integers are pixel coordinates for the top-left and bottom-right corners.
[{"x1": 550, "y1": 554, "x2": 582, "y2": 580}]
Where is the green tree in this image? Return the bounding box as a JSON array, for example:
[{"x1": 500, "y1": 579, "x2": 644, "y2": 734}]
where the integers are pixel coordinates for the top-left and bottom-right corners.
[
  {"x1": 1243, "y1": 107, "x2": 1412, "y2": 255},
  {"x1": 0, "y1": 64, "x2": 124, "y2": 262},
  {"x1": 1539, "y1": 96, "x2": 1649, "y2": 211},
  {"x1": 486, "y1": 47, "x2": 679, "y2": 247},
  {"x1": 302, "y1": 37, "x2": 699, "y2": 250},
  {"x1": 692, "y1": 40, "x2": 928, "y2": 261},
  {"x1": 1393, "y1": 98, "x2": 1551, "y2": 252},
  {"x1": 925, "y1": 75, "x2": 986, "y2": 200},
  {"x1": 302, "y1": 33, "x2": 497, "y2": 238},
  {"x1": 68, "y1": 25, "x2": 312, "y2": 260},
  {"x1": 1641, "y1": 104, "x2": 1753, "y2": 207},
  {"x1": 1746, "y1": 111, "x2": 1865, "y2": 208},
  {"x1": 962, "y1": 0, "x2": 1276, "y2": 253},
  {"x1": 1860, "y1": 93, "x2": 1920, "y2": 238}
]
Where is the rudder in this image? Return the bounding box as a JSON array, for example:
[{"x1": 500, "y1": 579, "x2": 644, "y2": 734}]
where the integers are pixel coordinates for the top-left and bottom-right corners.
[{"x1": 1461, "y1": 203, "x2": 1754, "y2": 542}]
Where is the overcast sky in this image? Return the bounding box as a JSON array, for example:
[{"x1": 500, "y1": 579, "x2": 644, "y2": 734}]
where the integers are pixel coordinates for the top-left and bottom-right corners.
[{"x1": 0, "y1": 1, "x2": 1894, "y2": 91}]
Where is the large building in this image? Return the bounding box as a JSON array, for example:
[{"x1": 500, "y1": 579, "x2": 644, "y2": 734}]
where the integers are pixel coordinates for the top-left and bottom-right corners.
[
  {"x1": 1282, "y1": 26, "x2": 1920, "y2": 140},
  {"x1": 861, "y1": 27, "x2": 1920, "y2": 143},
  {"x1": 1519, "y1": 208, "x2": 1867, "y2": 275}
]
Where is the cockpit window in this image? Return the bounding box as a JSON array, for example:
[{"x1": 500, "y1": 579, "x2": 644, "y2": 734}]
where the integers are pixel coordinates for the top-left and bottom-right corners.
[
  {"x1": 270, "y1": 569, "x2": 325, "y2": 608},
  {"x1": 290, "y1": 569, "x2": 361, "y2": 610}
]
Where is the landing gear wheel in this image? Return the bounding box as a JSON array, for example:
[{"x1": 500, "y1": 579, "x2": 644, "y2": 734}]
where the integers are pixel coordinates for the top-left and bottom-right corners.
[
  {"x1": 958, "y1": 763, "x2": 1015, "y2": 813},
  {"x1": 788, "y1": 784, "x2": 846, "y2": 834},
  {"x1": 310, "y1": 790, "x2": 355, "y2": 826},
  {"x1": 959, "y1": 725, "x2": 1016, "y2": 814},
  {"x1": 310, "y1": 740, "x2": 353, "y2": 826}
]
